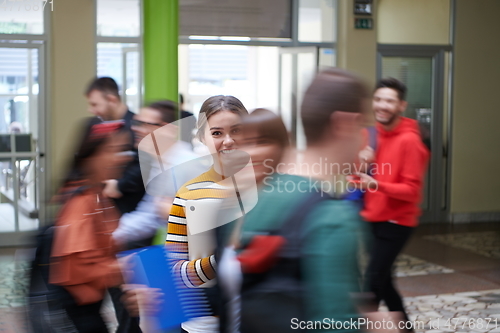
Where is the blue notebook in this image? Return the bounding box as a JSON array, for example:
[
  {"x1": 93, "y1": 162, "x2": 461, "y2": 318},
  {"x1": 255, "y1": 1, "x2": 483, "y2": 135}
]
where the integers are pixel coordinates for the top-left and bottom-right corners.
[{"x1": 119, "y1": 245, "x2": 188, "y2": 330}]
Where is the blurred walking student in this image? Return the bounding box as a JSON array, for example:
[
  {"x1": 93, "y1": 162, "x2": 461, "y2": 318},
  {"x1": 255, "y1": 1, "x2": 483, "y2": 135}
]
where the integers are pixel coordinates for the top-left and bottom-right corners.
[
  {"x1": 85, "y1": 77, "x2": 144, "y2": 214},
  {"x1": 354, "y1": 77, "x2": 429, "y2": 330},
  {"x1": 344, "y1": 127, "x2": 376, "y2": 205},
  {"x1": 112, "y1": 100, "x2": 207, "y2": 249},
  {"x1": 50, "y1": 121, "x2": 129, "y2": 333},
  {"x1": 222, "y1": 68, "x2": 370, "y2": 333},
  {"x1": 85, "y1": 77, "x2": 145, "y2": 333},
  {"x1": 179, "y1": 93, "x2": 197, "y2": 146},
  {"x1": 216, "y1": 108, "x2": 289, "y2": 333},
  {"x1": 239, "y1": 108, "x2": 290, "y2": 185}
]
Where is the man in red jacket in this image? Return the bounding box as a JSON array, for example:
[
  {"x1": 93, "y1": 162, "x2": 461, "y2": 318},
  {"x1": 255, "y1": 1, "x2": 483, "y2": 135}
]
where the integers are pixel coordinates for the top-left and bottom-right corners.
[{"x1": 356, "y1": 77, "x2": 429, "y2": 328}]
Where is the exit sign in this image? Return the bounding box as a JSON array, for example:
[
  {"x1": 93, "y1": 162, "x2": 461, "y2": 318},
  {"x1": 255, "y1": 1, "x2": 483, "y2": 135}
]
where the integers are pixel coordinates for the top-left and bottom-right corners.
[{"x1": 355, "y1": 18, "x2": 373, "y2": 30}]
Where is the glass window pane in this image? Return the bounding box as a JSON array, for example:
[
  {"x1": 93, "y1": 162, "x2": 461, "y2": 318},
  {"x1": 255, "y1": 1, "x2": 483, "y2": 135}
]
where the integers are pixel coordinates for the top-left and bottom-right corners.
[
  {"x1": 180, "y1": 45, "x2": 279, "y2": 118},
  {"x1": 124, "y1": 50, "x2": 140, "y2": 113},
  {"x1": 0, "y1": 4, "x2": 44, "y2": 34},
  {"x1": 97, "y1": 43, "x2": 140, "y2": 112},
  {"x1": 382, "y1": 57, "x2": 433, "y2": 119},
  {"x1": 0, "y1": 191, "x2": 16, "y2": 232},
  {"x1": 98, "y1": 43, "x2": 125, "y2": 89},
  {"x1": 97, "y1": 0, "x2": 140, "y2": 37},
  {"x1": 0, "y1": 46, "x2": 39, "y2": 233},
  {"x1": 319, "y1": 48, "x2": 335, "y2": 69},
  {"x1": 30, "y1": 48, "x2": 39, "y2": 138},
  {"x1": 0, "y1": 48, "x2": 28, "y2": 94},
  {"x1": 299, "y1": 0, "x2": 335, "y2": 43},
  {"x1": 0, "y1": 47, "x2": 38, "y2": 136},
  {"x1": 296, "y1": 52, "x2": 316, "y2": 150},
  {"x1": 255, "y1": 47, "x2": 279, "y2": 111},
  {"x1": 188, "y1": 44, "x2": 249, "y2": 114},
  {"x1": 0, "y1": 47, "x2": 38, "y2": 134},
  {"x1": 280, "y1": 53, "x2": 293, "y2": 131},
  {"x1": 17, "y1": 158, "x2": 38, "y2": 231},
  {"x1": 382, "y1": 56, "x2": 433, "y2": 210}
]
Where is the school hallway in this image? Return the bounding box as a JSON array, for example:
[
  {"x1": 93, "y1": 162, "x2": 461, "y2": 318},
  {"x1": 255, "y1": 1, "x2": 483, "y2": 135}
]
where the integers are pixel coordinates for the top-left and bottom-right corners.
[
  {"x1": 394, "y1": 222, "x2": 500, "y2": 332},
  {"x1": 0, "y1": 221, "x2": 499, "y2": 333}
]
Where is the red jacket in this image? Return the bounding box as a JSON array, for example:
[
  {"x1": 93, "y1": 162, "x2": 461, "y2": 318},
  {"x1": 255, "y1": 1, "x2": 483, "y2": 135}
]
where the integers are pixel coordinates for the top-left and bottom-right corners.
[
  {"x1": 361, "y1": 117, "x2": 429, "y2": 227},
  {"x1": 50, "y1": 191, "x2": 122, "y2": 305}
]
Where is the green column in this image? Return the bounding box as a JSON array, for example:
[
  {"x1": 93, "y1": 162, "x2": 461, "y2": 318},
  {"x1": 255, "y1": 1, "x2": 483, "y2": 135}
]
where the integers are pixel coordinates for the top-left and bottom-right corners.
[{"x1": 143, "y1": 0, "x2": 179, "y2": 103}]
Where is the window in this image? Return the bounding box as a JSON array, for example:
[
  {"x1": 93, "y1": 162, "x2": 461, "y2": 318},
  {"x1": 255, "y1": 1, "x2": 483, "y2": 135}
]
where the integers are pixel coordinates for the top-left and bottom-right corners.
[
  {"x1": 97, "y1": 43, "x2": 140, "y2": 112},
  {"x1": 96, "y1": 0, "x2": 142, "y2": 112},
  {"x1": 97, "y1": 0, "x2": 140, "y2": 37},
  {"x1": 0, "y1": 5, "x2": 44, "y2": 34},
  {"x1": 180, "y1": 45, "x2": 279, "y2": 116},
  {"x1": 299, "y1": 0, "x2": 336, "y2": 43}
]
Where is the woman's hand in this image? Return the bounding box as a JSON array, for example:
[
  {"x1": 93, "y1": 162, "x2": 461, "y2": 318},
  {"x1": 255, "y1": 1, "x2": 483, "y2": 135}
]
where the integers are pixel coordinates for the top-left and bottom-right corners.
[
  {"x1": 102, "y1": 179, "x2": 123, "y2": 198},
  {"x1": 121, "y1": 284, "x2": 163, "y2": 317}
]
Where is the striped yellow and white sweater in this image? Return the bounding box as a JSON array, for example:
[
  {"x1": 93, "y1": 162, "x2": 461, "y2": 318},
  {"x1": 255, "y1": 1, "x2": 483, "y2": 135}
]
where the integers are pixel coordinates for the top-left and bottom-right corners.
[{"x1": 166, "y1": 167, "x2": 227, "y2": 289}]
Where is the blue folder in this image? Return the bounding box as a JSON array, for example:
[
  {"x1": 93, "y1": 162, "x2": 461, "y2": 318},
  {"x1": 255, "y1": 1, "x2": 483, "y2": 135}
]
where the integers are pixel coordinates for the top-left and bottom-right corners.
[{"x1": 119, "y1": 245, "x2": 188, "y2": 330}]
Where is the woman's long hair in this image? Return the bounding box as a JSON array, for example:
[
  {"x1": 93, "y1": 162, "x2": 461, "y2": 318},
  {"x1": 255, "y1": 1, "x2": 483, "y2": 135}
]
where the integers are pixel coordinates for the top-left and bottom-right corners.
[{"x1": 56, "y1": 120, "x2": 125, "y2": 202}]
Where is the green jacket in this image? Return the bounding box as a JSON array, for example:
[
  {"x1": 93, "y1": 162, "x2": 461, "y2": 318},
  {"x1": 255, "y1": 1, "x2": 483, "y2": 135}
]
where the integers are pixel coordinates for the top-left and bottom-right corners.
[{"x1": 238, "y1": 174, "x2": 365, "y2": 332}]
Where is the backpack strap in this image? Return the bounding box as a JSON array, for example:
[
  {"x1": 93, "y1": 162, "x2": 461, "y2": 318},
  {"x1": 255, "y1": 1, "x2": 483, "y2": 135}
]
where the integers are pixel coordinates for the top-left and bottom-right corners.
[
  {"x1": 367, "y1": 125, "x2": 377, "y2": 151},
  {"x1": 239, "y1": 191, "x2": 334, "y2": 293},
  {"x1": 273, "y1": 190, "x2": 332, "y2": 258}
]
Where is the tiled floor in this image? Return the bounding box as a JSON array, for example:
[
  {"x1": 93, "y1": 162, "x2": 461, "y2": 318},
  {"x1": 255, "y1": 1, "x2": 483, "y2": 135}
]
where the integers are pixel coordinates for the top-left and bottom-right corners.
[
  {"x1": 395, "y1": 254, "x2": 455, "y2": 277},
  {"x1": 0, "y1": 256, "x2": 118, "y2": 332},
  {"x1": 0, "y1": 248, "x2": 31, "y2": 333},
  {"x1": 404, "y1": 290, "x2": 500, "y2": 332},
  {"x1": 394, "y1": 224, "x2": 500, "y2": 332},
  {"x1": 0, "y1": 222, "x2": 499, "y2": 332},
  {"x1": 0, "y1": 261, "x2": 29, "y2": 309},
  {"x1": 424, "y1": 231, "x2": 500, "y2": 260}
]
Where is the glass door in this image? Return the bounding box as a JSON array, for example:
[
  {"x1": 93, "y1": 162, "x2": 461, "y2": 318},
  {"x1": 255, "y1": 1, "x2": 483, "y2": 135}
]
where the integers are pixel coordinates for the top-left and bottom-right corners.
[
  {"x1": 378, "y1": 46, "x2": 449, "y2": 222},
  {"x1": 122, "y1": 46, "x2": 141, "y2": 113},
  {"x1": 97, "y1": 43, "x2": 141, "y2": 113},
  {"x1": 279, "y1": 47, "x2": 318, "y2": 150},
  {"x1": 0, "y1": 43, "x2": 45, "y2": 246}
]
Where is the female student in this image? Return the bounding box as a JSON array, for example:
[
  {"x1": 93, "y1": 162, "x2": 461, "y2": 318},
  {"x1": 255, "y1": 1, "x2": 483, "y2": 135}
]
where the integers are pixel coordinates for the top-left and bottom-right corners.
[
  {"x1": 50, "y1": 121, "x2": 128, "y2": 333},
  {"x1": 165, "y1": 95, "x2": 249, "y2": 333}
]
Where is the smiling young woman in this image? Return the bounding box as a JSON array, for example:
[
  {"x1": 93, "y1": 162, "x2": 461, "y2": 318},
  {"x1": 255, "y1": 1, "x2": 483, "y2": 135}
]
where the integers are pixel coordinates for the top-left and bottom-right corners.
[{"x1": 165, "y1": 95, "x2": 249, "y2": 333}]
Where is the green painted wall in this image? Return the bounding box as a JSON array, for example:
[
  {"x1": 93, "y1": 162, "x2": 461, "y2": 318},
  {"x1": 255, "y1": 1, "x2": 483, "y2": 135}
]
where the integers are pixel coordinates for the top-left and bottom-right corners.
[{"x1": 143, "y1": 0, "x2": 179, "y2": 104}]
